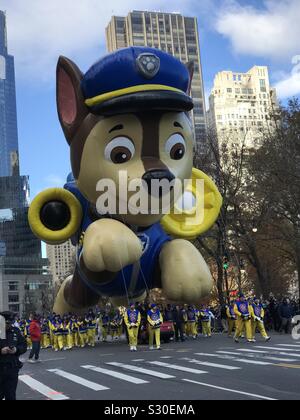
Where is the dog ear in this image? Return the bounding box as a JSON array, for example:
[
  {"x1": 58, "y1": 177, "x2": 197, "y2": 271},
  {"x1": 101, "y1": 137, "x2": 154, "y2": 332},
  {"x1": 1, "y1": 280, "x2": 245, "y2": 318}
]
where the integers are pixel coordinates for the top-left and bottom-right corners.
[
  {"x1": 186, "y1": 61, "x2": 194, "y2": 95},
  {"x1": 56, "y1": 56, "x2": 89, "y2": 145}
]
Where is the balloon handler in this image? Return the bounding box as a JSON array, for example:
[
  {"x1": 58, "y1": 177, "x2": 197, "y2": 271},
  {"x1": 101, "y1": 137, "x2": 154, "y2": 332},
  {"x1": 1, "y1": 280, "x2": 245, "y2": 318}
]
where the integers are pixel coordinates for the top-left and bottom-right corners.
[
  {"x1": 124, "y1": 303, "x2": 141, "y2": 352},
  {"x1": 147, "y1": 304, "x2": 163, "y2": 350},
  {"x1": 28, "y1": 47, "x2": 222, "y2": 315}
]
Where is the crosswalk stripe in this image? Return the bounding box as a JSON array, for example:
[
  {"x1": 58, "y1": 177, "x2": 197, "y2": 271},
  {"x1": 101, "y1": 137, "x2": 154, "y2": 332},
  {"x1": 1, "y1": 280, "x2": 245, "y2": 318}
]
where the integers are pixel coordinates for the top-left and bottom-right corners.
[
  {"x1": 183, "y1": 358, "x2": 241, "y2": 370},
  {"x1": 195, "y1": 352, "x2": 220, "y2": 357},
  {"x1": 216, "y1": 351, "x2": 296, "y2": 363},
  {"x1": 148, "y1": 361, "x2": 207, "y2": 374},
  {"x1": 277, "y1": 352, "x2": 300, "y2": 358},
  {"x1": 255, "y1": 346, "x2": 300, "y2": 352},
  {"x1": 237, "y1": 349, "x2": 266, "y2": 353},
  {"x1": 183, "y1": 379, "x2": 277, "y2": 401},
  {"x1": 81, "y1": 365, "x2": 149, "y2": 384},
  {"x1": 107, "y1": 362, "x2": 175, "y2": 379},
  {"x1": 234, "y1": 359, "x2": 272, "y2": 366},
  {"x1": 278, "y1": 344, "x2": 300, "y2": 347},
  {"x1": 48, "y1": 369, "x2": 109, "y2": 391},
  {"x1": 217, "y1": 351, "x2": 244, "y2": 356},
  {"x1": 19, "y1": 375, "x2": 69, "y2": 400}
]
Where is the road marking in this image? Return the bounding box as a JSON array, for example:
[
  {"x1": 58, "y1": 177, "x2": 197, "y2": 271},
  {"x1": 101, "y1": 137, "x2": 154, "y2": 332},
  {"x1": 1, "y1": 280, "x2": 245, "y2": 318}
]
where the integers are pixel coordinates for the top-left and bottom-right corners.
[
  {"x1": 277, "y1": 344, "x2": 300, "y2": 347},
  {"x1": 48, "y1": 369, "x2": 109, "y2": 391},
  {"x1": 234, "y1": 359, "x2": 272, "y2": 366},
  {"x1": 195, "y1": 352, "x2": 221, "y2": 357},
  {"x1": 132, "y1": 359, "x2": 145, "y2": 362},
  {"x1": 217, "y1": 351, "x2": 244, "y2": 356},
  {"x1": 82, "y1": 365, "x2": 149, "y2": 384},
  {"x1": 277, "y1": 352, "x2": 300, "y2": 358},
  {"x1": 276, "y1": 364, "x2": 300, "y2": 369},
  {"x1": 160, "y1": 356, "x2": 172, "y2": 359},
  {"x1": 19, "y1": 375, "x2": 69, "y2": 400},
  {"x1": 183, "y1": 358, "x2": 240, "y2": 371},
  {"x1": 237, "y1": 349, "x2": 266, "y2": 353},
  {"x1": 255, "y1": 346, "x2": 300, "y2": 352},
  {"x1": 148, "y1": 361, "x2": 207, "y2": 374},
  {"x1": 183, "y1": 379, "x2": 277, "y2": 401},
  {"x1": 107, "y1": 362, "x2": 175, "y2": 379},
  {"x1": 217, "y1": 351, "x2": 296, "y2": 363}
]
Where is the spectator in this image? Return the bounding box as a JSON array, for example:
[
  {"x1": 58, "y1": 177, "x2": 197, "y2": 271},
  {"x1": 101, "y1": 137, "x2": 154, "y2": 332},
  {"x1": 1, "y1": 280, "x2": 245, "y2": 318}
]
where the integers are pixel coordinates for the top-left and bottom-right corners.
[
  {"x1": 172, "y1": 305, "x2": 186, "y2": 342},
  {"x1": 0, "y1": 311, "x2": 27, "y2": 400},
  {"x1": 278, "y1": 298, "x2": 293, "y2": 334},
  {"x1": 28, "y1": 314, "x2": 41, "y2": 363}
]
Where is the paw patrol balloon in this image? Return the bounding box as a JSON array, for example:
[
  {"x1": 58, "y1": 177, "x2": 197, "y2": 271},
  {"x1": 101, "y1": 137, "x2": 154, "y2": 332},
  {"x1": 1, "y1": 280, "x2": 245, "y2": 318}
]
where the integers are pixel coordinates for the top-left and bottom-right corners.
[{"x1": 28, "y1": 47, "x2": 222, "y2": 314}]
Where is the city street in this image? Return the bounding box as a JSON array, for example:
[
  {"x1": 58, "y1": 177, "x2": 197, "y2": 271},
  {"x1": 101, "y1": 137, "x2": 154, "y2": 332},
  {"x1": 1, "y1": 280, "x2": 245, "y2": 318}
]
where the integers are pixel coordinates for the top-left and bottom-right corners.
[{"x1": 17, "y1": 333, "x2": 300, "y2": 401}]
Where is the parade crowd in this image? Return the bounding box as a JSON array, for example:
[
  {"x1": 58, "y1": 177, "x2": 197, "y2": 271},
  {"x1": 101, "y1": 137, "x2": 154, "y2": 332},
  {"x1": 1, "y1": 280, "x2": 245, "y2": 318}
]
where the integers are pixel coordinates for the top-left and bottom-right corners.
[{"x1": 10, "y1": 294, "x2": 299, "y2": 361}]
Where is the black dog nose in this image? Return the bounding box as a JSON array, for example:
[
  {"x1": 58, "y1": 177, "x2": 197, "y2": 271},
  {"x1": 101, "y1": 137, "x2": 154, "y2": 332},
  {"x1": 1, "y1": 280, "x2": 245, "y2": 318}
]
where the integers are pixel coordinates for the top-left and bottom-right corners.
[{"x1": 142, "y1": 170, "x2": 175, "y2": 197}]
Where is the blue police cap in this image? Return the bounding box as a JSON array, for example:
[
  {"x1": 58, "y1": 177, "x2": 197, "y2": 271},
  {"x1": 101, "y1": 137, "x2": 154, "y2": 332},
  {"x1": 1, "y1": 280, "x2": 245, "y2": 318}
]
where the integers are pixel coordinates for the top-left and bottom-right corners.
[{"x1": 81, "y1": 47, "x2": 193, "y2": 115}]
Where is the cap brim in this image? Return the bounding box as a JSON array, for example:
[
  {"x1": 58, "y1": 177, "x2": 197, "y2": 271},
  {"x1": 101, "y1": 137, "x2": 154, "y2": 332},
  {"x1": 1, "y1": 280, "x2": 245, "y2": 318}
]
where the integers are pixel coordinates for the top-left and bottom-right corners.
[{"x1": 89, "y1": 90, "x2": 194, "y2": 116}]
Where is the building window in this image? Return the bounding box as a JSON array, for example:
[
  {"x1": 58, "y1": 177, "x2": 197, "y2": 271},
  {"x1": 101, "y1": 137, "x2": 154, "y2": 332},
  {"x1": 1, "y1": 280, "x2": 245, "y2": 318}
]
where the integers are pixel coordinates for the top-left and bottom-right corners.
[
  {"x1": 8, "y1": 282, "x2": 18, "y2": 291},
  {"x1": 8, "y1": 294, "x2": 19, "y2": 303},
  {"x1": 227, "y1": 88, "x2": 232, "y2": 93}
]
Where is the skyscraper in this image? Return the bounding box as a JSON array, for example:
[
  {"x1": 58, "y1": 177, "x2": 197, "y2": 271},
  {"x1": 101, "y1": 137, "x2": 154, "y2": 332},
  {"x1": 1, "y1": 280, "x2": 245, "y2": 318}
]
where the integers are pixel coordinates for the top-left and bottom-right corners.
[
  {"x1": 106, "y1": 11, "x2": 207, "y2": 153},
  {"x1": 0, "y1": 11, "x2": 51, "y2": 315},
  {"x1": 0, "y1": 11, "x2": 19, "y2": 177}
]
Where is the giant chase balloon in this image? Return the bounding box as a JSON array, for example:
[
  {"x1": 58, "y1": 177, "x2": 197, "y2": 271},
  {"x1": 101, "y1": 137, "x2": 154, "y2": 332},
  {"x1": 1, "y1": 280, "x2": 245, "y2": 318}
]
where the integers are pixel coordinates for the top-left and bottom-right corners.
[{"x1": 28, "y1": 47, "x2": 222, "y2": 315}]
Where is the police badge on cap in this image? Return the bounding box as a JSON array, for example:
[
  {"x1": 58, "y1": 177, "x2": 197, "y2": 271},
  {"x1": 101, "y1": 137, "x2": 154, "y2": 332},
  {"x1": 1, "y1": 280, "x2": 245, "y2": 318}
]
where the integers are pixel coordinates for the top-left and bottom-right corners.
[{"x1": 136, "y1": 53, "x2": 160, "y2": 79}]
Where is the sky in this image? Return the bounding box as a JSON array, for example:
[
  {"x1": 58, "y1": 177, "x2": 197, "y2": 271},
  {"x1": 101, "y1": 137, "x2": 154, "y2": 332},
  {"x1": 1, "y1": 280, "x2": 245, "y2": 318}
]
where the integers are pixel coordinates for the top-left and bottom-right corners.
[{"x1": 1, "y1": 0, "x2": 300, "y2": 199}]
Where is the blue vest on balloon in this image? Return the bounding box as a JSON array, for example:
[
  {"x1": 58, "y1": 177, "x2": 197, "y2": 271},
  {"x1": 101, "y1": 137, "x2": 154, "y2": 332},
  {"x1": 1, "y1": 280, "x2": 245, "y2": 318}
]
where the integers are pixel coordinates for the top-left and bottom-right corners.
[{"x1": 64, "y1": 181, "x2": 171, "y2": 299}]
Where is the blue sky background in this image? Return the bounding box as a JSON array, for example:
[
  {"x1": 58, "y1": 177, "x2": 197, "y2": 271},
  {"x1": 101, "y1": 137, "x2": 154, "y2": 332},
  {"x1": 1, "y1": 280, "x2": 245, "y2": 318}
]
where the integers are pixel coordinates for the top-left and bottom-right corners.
[{"x1": 1, "y1": 0, "x2": 300, "y2": 199}]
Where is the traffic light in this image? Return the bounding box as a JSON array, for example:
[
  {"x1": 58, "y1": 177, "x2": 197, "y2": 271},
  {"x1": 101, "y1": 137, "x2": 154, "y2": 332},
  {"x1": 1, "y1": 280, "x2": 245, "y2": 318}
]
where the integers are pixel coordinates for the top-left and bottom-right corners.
[{"x1": 223, "y1": 257, "x2": 229, "y2": 271}]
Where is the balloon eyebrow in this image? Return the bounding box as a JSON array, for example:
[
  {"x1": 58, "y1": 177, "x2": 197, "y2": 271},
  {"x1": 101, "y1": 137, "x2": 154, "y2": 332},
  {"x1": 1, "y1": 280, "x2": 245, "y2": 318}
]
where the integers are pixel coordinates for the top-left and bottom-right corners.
[
  {"x1": 109, "y1": 124, "x2": 124, "y2": 133},
  {"x1": 174, "y1": 122, "x2": 183, "y2": 128}
]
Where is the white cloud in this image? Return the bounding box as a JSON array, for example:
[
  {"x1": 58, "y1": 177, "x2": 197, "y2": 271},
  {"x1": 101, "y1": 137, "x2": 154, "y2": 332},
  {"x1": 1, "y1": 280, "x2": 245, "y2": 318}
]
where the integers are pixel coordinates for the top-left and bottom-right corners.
[
  {"x1": 275, "y1": 56, "x2": 300, "y2": 98},
  {"x1": 1, "y1": 0, "x2": 211, "y2": 83},
  {"x1": 215, "y1": 0, "x2": 300, "y2": 61}
]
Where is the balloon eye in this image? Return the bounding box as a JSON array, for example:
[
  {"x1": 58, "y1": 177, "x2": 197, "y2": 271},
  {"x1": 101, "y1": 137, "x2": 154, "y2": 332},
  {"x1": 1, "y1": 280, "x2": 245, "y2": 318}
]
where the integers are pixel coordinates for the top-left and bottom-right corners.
[
  {"x1": 105, "y1": 137, "x2": 135, "y2": 164},
  {"x1": 165, "y1": 134, "x2": 186, "y2": 160},
  {"x1": 110, "y1": 147, "x2": 132, "y2": 164},
  {"x1": 170, "y1": 143, "x2": 185, "y2": 160}
]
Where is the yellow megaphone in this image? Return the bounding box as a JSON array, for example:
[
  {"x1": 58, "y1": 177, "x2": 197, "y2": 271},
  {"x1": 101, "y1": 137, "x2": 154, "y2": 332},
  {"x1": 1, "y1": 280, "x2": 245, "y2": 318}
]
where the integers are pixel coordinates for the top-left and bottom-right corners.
[{"x1": 161, "y1": 168, "x2": 222, "y2": 240}]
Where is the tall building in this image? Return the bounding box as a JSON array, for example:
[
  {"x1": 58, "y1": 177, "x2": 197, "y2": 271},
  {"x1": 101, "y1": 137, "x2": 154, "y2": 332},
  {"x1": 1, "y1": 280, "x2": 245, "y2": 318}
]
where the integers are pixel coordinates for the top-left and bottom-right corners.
[
  {"x1": 207, "y1": 66, "x2": 278, "y2": 148},
  {"x1": 46, "y1": 240, "x2": 76, "y2": 286},
  {"x1": 0, "y1": 11, "x2": 19, "y2": 177},
  {"x1": 106, "y1": 11, "x2": 207, "y2": 153},
  {"x1": 0, "y1": 11, "x2": 51, "y2": 315}
]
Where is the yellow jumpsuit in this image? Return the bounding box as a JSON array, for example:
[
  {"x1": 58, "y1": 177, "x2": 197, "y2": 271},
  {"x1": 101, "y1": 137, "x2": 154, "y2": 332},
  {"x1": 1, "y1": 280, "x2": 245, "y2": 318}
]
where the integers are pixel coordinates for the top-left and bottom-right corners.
[
  {"x1": 250, "y1": 304, "x2": 269, "y2": 340},
  {"x1": 70, "y1": 321, "x2": 79, "y2": 347},
  {"x1": 78, "y1": 322, "x2": 88, "y2": 347},
  {"x1": 234, "y1": 302, "x2": 253, "y2": 342},
  {"x1": 124, "y1": 310, "x2": 141, "y2": 349},
  {"x1": 56, "y1": 323, "x2": 65, "y2": 351},
  {"x1": 41, "y1": 323, "x2": 51, "y2": 349},
  {"x1": 226, "y1": 306, "x2": 237, "y2": 337},
  {"x1": 86, "y1": 319, "x2": 97, "y2": 347},
  {"x1": 200, "y1": 310, "x2": 212, "y2": 337},
  {"x1": 148, "y1": 310, "x2": 163, "y2": 349}
]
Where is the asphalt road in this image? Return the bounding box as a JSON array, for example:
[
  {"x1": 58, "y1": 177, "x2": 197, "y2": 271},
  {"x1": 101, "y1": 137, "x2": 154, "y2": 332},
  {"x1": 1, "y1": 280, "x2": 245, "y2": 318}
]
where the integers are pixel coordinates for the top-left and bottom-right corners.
[{"x1": 17, "y1": 333, "x2": 300, "y2": 401}]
